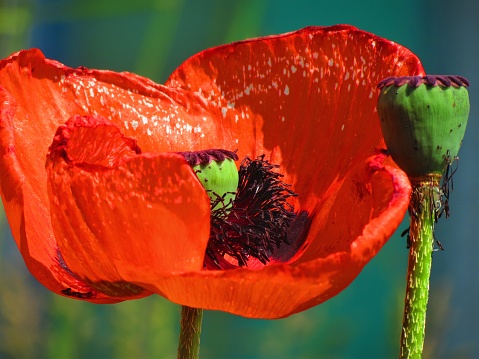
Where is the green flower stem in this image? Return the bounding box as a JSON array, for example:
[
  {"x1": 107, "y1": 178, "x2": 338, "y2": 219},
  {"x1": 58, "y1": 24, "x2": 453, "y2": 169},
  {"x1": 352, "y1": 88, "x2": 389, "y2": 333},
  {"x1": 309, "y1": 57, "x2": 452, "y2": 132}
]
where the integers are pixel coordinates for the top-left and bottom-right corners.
[
  {"x1": 177, "y1": 306, "x2": 204, "y2": 359},
  {"x1": 400, "y1": 176, "x2": 440, "y2": 359}
]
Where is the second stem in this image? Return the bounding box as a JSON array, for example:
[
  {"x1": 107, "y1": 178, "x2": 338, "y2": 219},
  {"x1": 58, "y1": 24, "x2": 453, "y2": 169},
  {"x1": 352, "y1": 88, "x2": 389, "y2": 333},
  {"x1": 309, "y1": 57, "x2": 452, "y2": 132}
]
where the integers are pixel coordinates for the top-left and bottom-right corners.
[{"x1": 400, "y1": 176, "x2": 440, "y2": 359}]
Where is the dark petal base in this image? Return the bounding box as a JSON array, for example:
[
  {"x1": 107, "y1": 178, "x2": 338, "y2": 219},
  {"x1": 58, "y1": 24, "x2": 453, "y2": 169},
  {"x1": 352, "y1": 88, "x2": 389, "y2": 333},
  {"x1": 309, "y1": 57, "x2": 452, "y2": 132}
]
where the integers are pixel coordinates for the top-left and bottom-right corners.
[
  {"x1": 271, "y1": 210, "x2": 311, "y2": 262},
  {"x1": 56, "y1": 248, "x2": 97, "y2": 298},
  {"x1": 56, "y1": 248, "x2": 145, "y2": 298}
]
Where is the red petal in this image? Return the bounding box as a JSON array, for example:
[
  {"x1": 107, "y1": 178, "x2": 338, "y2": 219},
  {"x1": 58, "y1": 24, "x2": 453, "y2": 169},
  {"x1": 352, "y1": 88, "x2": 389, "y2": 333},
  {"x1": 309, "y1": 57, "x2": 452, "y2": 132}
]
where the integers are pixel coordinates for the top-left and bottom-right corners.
[
  {"x1": 127, "y1": 153, "x2": 411, "y2": 318},
  {"x1": 146, "y1": 25, "x2": 421, "y2": 317},
  {"x1": 0, "y1": 87, "x2": 120, "y2": 302},
  {"x1": 46, "y1": 115, "x2": 210, "y2": 296},
  {"x1": 0, "y1": 49, "x2": 216, "y2": 301},
  {"x1": 167, "y1": 25, "x2": 424, "y2": 184},
  {"x1": 166, "y1": 25, "x2": 423, "y2": 259}
]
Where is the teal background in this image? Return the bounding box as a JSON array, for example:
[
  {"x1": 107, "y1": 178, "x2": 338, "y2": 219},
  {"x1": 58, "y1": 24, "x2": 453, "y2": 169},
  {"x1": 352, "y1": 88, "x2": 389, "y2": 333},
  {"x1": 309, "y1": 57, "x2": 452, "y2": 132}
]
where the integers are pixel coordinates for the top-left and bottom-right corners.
[{"x1": 1, "y1": 0, "x2": 478, "y2": 358}]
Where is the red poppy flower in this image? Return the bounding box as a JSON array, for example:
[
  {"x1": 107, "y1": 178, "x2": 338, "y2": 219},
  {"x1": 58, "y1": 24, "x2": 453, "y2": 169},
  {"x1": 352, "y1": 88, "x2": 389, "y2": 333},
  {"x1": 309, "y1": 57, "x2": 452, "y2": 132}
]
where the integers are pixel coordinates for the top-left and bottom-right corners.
[{"x1": 0, "y1": 25, "x2": 424, "y2": 318}]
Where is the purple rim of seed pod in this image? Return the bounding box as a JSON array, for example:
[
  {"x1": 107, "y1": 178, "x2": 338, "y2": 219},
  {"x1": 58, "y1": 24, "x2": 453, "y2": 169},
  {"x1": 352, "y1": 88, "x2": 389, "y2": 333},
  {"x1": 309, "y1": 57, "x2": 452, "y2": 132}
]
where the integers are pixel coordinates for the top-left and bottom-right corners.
[
  {"x1": 176, "y1": 149, "x2": 239, "y2": 166},
  {"x1": 377, "y1": 75, "x2": 469, "y2": 89}
]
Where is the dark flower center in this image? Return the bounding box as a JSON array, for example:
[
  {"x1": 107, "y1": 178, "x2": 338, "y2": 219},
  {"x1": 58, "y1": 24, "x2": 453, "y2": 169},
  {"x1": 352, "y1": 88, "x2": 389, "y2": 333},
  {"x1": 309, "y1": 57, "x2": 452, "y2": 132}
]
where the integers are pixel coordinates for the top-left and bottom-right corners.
[{"x1": 178, "y1": 149, "x2": 299, "y2": 269}]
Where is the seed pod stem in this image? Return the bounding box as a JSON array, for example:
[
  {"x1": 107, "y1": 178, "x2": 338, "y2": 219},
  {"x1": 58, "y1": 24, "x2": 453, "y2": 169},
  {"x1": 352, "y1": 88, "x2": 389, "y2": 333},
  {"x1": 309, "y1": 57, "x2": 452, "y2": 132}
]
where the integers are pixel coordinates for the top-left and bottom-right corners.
[{"x1": 399, "y1": 176, "x2": 439, "y2": 359}]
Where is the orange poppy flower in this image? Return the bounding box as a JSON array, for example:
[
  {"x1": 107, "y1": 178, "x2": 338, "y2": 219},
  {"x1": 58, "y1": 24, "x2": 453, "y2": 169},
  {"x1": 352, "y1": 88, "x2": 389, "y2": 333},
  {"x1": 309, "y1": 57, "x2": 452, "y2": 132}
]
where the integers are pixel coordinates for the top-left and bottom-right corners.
[{"x1": 0, "y1": 25, "x2": 424, "y2": 318}]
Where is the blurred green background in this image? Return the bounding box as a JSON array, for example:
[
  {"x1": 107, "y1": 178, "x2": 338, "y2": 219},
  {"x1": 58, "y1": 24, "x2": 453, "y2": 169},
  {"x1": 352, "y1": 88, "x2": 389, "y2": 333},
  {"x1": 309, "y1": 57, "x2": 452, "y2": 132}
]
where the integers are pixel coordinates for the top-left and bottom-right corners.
[{"x1": 0, "y1": 0, "x2": 478, "y2": 358}]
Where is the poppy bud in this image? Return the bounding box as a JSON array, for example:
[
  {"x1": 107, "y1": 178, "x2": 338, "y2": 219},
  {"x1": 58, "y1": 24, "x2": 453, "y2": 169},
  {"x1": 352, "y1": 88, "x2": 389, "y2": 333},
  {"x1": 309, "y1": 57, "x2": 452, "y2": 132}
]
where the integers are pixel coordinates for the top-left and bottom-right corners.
[{"x1": 377, "y1": 75, "x2": 470, "y2": 178}]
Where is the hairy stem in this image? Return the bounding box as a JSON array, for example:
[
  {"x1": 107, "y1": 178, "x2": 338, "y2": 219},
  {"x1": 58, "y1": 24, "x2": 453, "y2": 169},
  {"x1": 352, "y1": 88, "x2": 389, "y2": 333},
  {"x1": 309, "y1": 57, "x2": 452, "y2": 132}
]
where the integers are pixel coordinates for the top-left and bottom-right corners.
[
  {"x1": 399, "y1": 177, "x2": 440, "y2": 359},
  {"x1": 177, "y1": 306, "x2": 204, "y2": 359}
]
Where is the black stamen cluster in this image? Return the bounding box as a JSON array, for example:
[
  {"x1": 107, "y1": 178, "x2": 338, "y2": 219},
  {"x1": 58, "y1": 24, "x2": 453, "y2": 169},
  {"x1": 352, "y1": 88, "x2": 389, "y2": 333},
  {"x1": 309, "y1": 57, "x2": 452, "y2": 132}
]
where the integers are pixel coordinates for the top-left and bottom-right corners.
[{"x1": 205, "y1": 155, "x2": 297, "y2": 269}]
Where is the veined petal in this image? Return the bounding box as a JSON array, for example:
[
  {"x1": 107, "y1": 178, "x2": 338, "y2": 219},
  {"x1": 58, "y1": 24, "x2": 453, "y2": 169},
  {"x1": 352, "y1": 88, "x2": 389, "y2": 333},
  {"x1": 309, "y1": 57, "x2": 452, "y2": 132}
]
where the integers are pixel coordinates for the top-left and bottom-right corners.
[
  {"x1": 127, "y1": 152, "x2": 411, "y2": 318},
  {"x1": 46, "y1": 115, "x2": 210, "y2": 297}
]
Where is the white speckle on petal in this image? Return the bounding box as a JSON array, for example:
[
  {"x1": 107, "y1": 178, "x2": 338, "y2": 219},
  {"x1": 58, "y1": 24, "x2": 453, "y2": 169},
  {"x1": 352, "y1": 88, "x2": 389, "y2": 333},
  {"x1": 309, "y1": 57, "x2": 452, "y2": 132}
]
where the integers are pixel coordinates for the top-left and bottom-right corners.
[{"x1": 284, "y1": 85, "x2": 290, "y2": 96}]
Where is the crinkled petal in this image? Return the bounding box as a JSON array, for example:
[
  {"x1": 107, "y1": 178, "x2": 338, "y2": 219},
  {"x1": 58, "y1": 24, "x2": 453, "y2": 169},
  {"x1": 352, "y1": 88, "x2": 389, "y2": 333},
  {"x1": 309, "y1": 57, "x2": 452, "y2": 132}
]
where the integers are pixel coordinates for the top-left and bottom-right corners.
[{"x1": 46, "y1": 115, "x2": 210, "y2": 297}]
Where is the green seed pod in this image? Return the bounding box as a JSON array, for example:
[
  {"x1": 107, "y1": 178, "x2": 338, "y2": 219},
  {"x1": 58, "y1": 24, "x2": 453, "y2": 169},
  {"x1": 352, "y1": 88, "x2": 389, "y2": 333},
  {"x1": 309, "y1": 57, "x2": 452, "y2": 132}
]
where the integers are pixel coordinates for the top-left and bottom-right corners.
[
  {"x1": 193, "y1": 158, "x2": 239, "y2": 206},
  {"x1": 377, "y1": 75, "x2": 470, "y2": 178},
  {"x1": 178, "y1": 149, "x2": 239, "y2": 208}
]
